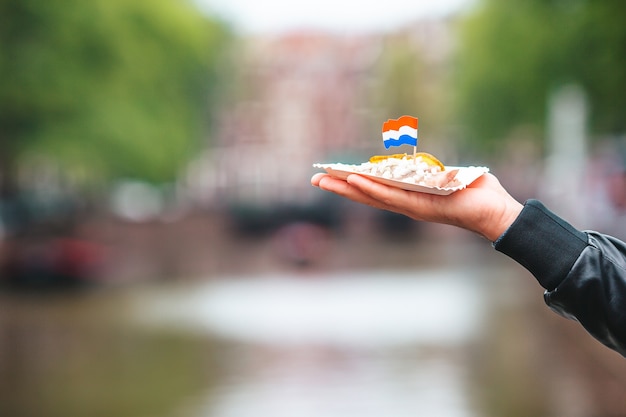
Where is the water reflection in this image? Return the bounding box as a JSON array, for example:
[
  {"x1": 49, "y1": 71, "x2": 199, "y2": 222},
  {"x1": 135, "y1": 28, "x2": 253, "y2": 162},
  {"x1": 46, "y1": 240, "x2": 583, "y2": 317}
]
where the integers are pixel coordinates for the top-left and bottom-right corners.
[
  {"x1": 135, "y1": 270, "x2": 485, "y2": 417},
  {"x1": 136, "y1": 270, "x2": 486, "y2": 348},
  {"x1": 3, "y1": 263, "x2": 578, "y2": 417},
  {"x1": 193, "y1": 349, "x2": 474, "y2": 417},
  {"x1": 0, "y1": 291, "x2": 214, "y2": 417}
]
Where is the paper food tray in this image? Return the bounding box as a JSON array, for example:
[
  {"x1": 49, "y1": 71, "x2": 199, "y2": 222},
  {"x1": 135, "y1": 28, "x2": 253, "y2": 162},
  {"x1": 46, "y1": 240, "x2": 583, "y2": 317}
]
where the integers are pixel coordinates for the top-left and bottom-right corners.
[{"x1": 313, "y1": 163, "x2": 489, "y2": 196}]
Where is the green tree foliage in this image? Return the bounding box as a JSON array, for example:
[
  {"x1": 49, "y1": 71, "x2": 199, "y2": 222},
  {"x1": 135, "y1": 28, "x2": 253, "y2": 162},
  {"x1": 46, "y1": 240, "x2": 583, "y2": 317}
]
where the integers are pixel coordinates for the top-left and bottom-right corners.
[
  {"x1": 371, "y1": 34, "x2": 447, "y2": 139},
  {"x1": 454, "y1": 0, "x2": 626, "y2": 153},
  {"x1": 375, "y1": 36, "x2": 426, "y2": 118},
  {"x1": 0, "y1": 0, "x2": 232, "y2": 190}
]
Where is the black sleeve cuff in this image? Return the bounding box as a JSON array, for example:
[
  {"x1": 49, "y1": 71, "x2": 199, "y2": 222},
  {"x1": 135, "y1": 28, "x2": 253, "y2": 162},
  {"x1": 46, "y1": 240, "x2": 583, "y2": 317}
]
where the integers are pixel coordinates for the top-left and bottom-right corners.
[{"x1": 493, "y1": 199, "x2": 589, "y2": 291}]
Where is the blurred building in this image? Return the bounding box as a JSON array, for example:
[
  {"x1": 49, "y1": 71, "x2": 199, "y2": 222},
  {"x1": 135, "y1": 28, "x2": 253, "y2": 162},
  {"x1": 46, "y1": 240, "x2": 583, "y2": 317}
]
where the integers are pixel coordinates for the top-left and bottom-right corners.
[
  {"x1": 190, "y1": 33, "x2": 378, "y2": 209},
  {"x1": 186, "y1": 19, "x2": 456, "y2": 225}
]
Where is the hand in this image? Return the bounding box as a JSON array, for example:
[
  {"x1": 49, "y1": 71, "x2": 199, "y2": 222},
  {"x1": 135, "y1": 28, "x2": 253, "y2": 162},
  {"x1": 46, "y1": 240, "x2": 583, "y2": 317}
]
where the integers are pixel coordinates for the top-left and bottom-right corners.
[{"x1": 311, "y1": 172, "x2": 523, "y2": 241}]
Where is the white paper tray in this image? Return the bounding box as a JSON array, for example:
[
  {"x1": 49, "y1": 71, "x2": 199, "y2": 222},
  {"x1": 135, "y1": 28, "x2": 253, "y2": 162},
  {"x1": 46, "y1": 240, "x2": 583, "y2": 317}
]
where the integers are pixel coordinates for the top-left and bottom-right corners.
[{"x1": 313, "y1": 163, "x2": 489, "y2": 196}]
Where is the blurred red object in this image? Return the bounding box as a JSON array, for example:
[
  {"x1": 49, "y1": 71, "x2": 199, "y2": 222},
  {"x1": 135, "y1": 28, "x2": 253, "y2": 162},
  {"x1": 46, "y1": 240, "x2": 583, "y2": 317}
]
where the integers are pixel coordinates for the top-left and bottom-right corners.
[
  {"x1": 272, "y1": 222, "x2": 331, "y2": 267},
  {"x1": 0, "y1": 237, "x2": 108, "y2": 290}
]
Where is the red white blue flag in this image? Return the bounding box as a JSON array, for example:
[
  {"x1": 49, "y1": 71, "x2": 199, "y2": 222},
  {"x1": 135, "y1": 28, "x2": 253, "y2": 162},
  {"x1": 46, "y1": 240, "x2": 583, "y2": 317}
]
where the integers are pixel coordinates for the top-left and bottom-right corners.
[{"x1": 381, "y1": 115, "x2": 418, "y2": 149}]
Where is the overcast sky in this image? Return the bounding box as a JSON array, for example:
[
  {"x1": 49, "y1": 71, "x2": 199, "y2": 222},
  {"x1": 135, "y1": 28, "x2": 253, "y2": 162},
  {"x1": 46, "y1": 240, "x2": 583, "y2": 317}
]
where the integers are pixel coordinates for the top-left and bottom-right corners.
[{"x1": 196, "y1": 0, "x2": 474, "y2": 34}]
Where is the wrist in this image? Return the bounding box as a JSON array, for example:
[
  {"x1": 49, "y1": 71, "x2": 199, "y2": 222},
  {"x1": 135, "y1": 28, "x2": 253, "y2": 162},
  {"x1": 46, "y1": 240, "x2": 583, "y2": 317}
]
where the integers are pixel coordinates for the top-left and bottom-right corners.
[{"x1": 485, "y1": 198, "x2": 523, "y2": 242}]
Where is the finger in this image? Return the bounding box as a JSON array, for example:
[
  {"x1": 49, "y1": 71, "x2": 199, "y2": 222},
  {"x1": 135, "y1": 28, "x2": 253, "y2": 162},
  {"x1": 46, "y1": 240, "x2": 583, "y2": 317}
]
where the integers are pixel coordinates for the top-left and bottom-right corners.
[
  {"x1": 346, "y1": 174, "x2": 424, "y2": 207},
  {"x1": 311, "y1": 172, "x2": 328, "y2": 187},
  {"x1": 346, "y1": 174, "x2": 450, "y2": 222},
  {"x1": 317, "y1": 174, "x2": 395, "y2": 211}
]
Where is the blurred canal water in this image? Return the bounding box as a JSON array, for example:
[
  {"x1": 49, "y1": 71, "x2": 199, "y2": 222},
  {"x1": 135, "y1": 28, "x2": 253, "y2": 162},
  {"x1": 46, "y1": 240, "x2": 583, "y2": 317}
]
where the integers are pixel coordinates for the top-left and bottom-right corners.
[
  {"x1": 2, "y1": 238, "x2": 625, "y2": 417},
  {"x1": 136, "y1": 271, "x2": 485, "y2": 347},
  {"x1": 135, "y1": 270, "x2": 486, "y2": 417},
  {"x1": 0, "y1": 266, "x2": 492, "y2": 417}
]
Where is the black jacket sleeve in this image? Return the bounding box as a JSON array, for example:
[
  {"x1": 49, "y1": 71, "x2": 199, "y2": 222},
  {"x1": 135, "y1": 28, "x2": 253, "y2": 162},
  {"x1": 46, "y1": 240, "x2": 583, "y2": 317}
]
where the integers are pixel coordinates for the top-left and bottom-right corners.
[{"x1": 493, "y1": 199, "x2": 626, "y2": 357}]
